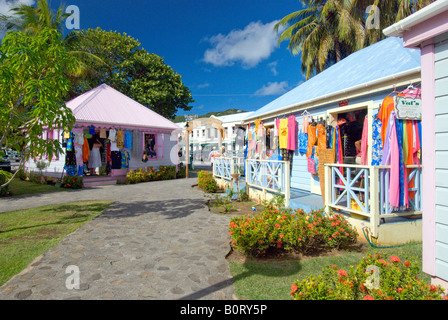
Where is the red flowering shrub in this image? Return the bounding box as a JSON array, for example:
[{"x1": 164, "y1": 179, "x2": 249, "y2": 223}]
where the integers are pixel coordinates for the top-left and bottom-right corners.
[
  {"x1": 62, "y1": 175, "x2": 83, "y2": 189},
  {"x1": 291, "y1": 253, "x2": 448, "y2": 300},
  {"x1": 197, "y1": 170, "x2": 218, "y2": 193},
  {"x1": 228, "y1": 207, "x2": 358, "y2": 256}
]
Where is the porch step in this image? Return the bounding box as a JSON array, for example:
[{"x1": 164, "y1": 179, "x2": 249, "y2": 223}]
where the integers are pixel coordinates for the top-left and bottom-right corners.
[
  {"x1": 83, "y1": 176, "x2": 117, "y2": 187},
  {"x1": 288, "y1": 188, "x2": 324, "y2": 212}
]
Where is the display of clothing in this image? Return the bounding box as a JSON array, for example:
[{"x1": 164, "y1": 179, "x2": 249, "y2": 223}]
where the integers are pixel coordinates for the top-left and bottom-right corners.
[
  {"x1": 100, "y1": 128, "x2": 107, "y2": 139},
  {"x1": 371, "y1": 113, "x2": 383, "y2": 166},
  {"x1": 124, "y1": 130, "x2": 132, "y2": 149},
  {"x1": 88, "y1": 146, "x2": 102, "y2": 169},
  {"x1": 287, "y1": 115, "x2": 296, "y2": 151},
  {"x1": 316, "y1": 122, "x2": 326, "y2": 150},
  {"x1": 121, "y1": 150, "x2": 130, "y2": 169},
  {"x1": 379, "y1": 96, "x2": 395, "y2": 146},
  {"x1": 116, "y1": 129, "x2": 124, "y2": 148},
  {"x1": 360, "y1": 116, "x2": 369, "y2": 165},
  {"x1": 74, "y1": 131, "x2": 84, "y2": 145},
  {"x1": 82, "y1": 137, "x2": 90, "y2": 162},
  {"x1": 306, "y1": 123, "x2": 317, "y2": 158},
  {"x1": 111, "y1": 151, "x2": 122, "y2": 169},
  {"x1": 108, "y1": 129, "x2": 117, "y2": 142},
  {"x1": 279, "y1": 118, "x2": 288, "y2": 149}
]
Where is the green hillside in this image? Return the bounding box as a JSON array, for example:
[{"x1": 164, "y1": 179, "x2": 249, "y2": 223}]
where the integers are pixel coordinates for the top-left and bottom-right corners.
[{"x1": 173, "y1": 108, "x2": 247, "y2": 123}]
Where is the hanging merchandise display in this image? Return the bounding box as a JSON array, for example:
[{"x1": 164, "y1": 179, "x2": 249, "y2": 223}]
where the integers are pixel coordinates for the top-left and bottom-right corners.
[
  {"x1": 316, "y1": 119, "x2": 327, "y2": 149},
  {"x1": 287, "y1": 115, "x2": 296, "y2": 151},
  {"x1": 306, "y1": 120, "x2": 318, "y2": 158},
  {"x1": 298, "y1": 111, "x2": 309, "y2": 154},
  {"x1": 279, "y1": 117, "x2": 289, "y2": 150},
  {"x1": 116, "y1": 129, "x2": 124, "y2": 148},
  {"x1": 378, "y1": 85, "x2": 422, "y2": 210}
]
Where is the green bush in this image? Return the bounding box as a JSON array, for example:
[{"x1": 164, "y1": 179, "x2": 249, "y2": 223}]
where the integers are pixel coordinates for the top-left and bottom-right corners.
[
  {"x1": 197, "y1": 170, "x2": 218, "y2": 193},
  {"x1": 62, "y1": 175, "x2": 83, "y2": 189},
  {"x1": 228, "y1": 207, "x2": 358, "y2": 257},
  {"x1": 0, "y1": 170, "x2": 13, "y2": 196},
  {"x1": 16, "y1": 168, "x2": 27, "y2": 181},
  {"x1": 290, "y1": 253, "x2": 448, "y2": 300}
]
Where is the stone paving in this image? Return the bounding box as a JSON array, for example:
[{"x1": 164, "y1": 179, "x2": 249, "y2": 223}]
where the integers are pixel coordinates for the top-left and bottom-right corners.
[{"x1": 0, "y1": 178, "x2": 236, "y2": 300}]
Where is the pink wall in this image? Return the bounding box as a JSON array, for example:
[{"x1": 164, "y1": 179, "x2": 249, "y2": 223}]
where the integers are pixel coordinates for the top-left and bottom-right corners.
[
  {"x1": 400, "y1": 9, "x2": 448, "y2": 278},
  {"x1": 420, "y1": 41, "x2": 436, "y2": 276}
]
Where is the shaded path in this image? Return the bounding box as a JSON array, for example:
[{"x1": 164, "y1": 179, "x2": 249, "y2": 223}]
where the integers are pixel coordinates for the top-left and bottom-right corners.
[{"x1": 0, "y1": 178, "x2": 236, "y2": 300}]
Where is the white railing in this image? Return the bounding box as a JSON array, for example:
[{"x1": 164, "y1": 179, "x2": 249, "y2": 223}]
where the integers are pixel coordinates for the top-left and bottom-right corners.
[
  {"x1": 245, "y1": 159, "x2": 290, "y2": 207},
  {"x1": 213, "y1": 157, "x2": 245, "y2": 180},
  {"x1": 324, "y1": 163, "x2": 422, "y2": 238}
]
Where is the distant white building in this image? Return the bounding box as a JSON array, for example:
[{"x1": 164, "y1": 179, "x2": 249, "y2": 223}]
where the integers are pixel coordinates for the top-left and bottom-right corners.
[{"x1": 177, "y1": 111, "x2": 252, "y2": 165}]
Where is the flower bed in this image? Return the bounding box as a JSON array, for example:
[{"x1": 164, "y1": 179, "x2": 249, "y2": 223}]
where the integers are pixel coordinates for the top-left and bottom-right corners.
[
  {"x1": 126, "y1": 166, "x2": 178, "y2": 184},
  {"x1": 228, "y1": 207, "x2": 358, "y2": 257},
  {"x1": 290, "y1": 253, "x2": 448, "y2": 300},
  {"x1": 62, "y1": 175, "x2": 83, "y2": 189},
  {"x1": 197, "y1": 170, "x2": 218, "y2": 193}
]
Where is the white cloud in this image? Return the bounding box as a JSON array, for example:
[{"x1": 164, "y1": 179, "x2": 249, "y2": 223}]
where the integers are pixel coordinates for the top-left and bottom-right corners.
[
  {"x1": 197, "y1": 82, "x2": 210, "y2": 89},
  {"x1": 0, "y1": 0, "x2": 35, "y2": 38},
  {"x1": 254, "y1": 81, "x2": 289, "y2": 96},
  {"x1": 268, "y1": 61, "x2": 278, "y2": 76},
  {"x1": 203, "y1": 20, "x2": 280, "y2": 69}
]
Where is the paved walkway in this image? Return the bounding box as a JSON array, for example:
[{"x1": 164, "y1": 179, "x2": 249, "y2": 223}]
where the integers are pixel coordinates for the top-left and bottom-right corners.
[{"x1": 0, "y1": 178, "x2": 236, "y2": 300}]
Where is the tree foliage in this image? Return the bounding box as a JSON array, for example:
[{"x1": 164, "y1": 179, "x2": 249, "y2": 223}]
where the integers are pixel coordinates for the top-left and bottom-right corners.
[
  {"x1": 65, "y1": 28, "x2": 194, "y2": 119},
  {"x1": 0, "y1": 28, "x2": 76, "y2": 188},
  {"x1": 275, "y1": 0, "x2": 434, "y2": 80}
]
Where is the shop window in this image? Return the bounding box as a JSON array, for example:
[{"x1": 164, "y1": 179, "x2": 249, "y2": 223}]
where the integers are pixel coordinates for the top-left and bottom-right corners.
[{"x1": 143, "y1": 133, "x2": 164, "y2": 160}]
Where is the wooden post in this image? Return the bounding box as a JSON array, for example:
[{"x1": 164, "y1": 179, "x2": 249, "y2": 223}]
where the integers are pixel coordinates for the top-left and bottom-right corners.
[
  {"x1": 370, "y1": 166, "x2": 380, "y2": 238},
  {"x1": 324, "y1": 164, "x2": 332, "y2": 215},
  {"x1": 285, "y1": 161, "x2": 290, "y2": 208},
  {"x1": 185, "y1": 130, "x2": 189, "y2": 179}
]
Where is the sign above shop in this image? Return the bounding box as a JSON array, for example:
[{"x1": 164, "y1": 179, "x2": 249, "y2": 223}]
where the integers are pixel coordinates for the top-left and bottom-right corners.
[
  {"x1": 339, "y1": 100, "x2": 349, "y2": 107},
  {"x1": 395, "y1": 96, "x2": 422, "y2": 120}
]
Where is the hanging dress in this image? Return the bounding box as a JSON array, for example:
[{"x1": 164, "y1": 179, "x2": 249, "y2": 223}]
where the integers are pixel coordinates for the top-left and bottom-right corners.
[
  {"x1": 316, "y1": 122, "x2": 327, "y2": 149},
  {"x1": 287, "y1": 115, "x2": 296, "y2": 151},
  {"x1": 298, "y1": 115, "x2": 309, "y2": 154},
  {"x1": 306, "y1": 123, "x2": 317, "y2": 158},
  {"x1": 82, "y1": 136, "x2": 90, "y2": 162}
]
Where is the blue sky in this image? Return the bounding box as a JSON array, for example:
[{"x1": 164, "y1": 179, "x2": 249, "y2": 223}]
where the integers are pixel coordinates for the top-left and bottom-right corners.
[{"x1": 1, "y1": 0, "x2": 306, "y2": 117}]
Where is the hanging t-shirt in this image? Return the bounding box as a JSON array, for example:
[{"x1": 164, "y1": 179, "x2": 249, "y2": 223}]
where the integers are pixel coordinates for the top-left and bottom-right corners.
[
  {"x1": 121, "y1": 150, "x2": 130, "y2": 169},
  {"x1": 116, "y1": 129, "x2": 124, "y2": 148},
  {"x1": 74, "y1": 131, "x2": 84, "y2": 145},
  {"x1": 279, "y1": 118, "x2": 288, "y2": 149},
  {"x1": 89, "y1": 125, "x2": 96, "y2": 135},
  {"x1": 124, "y1": 130, "x2": 132, "y2": 149},
  {"x1": 108, "y1": 129, "x2": 117, "y2": 142},
  {"x1": 100, "y1": 128, "x2": 107, "y2": 139}
]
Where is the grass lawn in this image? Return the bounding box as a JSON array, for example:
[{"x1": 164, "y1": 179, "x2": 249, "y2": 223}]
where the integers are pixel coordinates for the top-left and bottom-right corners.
[
  {"x1": 6, "y1": 179, "x2": 65, "y2": 197},
  {"x1": 0, "y1": 200, "x2": 113, "y2": 286},
  {"x1": 228, "y1": 242, "x2": 427, "y2": 300}
]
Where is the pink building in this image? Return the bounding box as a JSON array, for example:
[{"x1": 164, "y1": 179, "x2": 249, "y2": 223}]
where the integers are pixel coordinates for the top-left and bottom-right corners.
[
  {"x1": 26, "y1": 84, "x2": 181, "y2": 183},
  {"x1": 384, "y1": 0, "x2": 448, "y2": 290}
]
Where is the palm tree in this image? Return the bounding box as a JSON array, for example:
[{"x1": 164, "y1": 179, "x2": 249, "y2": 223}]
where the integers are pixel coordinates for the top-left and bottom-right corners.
[
  {"x1": 275, "y1": 0, "x2": 434, "y2": 80},
  {"x1": 0, "y1": 0, "x2": 68, "y2": 36},
  {"x1": 0, "y1": 0, "x2": 105, "y2": 79}
]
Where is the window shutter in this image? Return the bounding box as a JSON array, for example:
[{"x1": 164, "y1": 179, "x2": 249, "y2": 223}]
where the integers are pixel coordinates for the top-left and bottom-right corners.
[{"x1": 157, "y1": 134, "x2": 164, "y2": 159}]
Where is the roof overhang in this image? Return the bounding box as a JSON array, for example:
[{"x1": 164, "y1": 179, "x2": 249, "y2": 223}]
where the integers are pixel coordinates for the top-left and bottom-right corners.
[
  {"x1": 383, "y1": 1, "x2": 448, "y2": 38},
  {"x1": 244, "y1": 67, "x2": 421, "y2": 122}
]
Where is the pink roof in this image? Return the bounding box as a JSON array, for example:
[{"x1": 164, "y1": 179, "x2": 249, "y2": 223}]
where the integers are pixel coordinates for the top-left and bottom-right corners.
[{"x1": 66, "y1": 84, "x2": 180, "y2": 131}]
